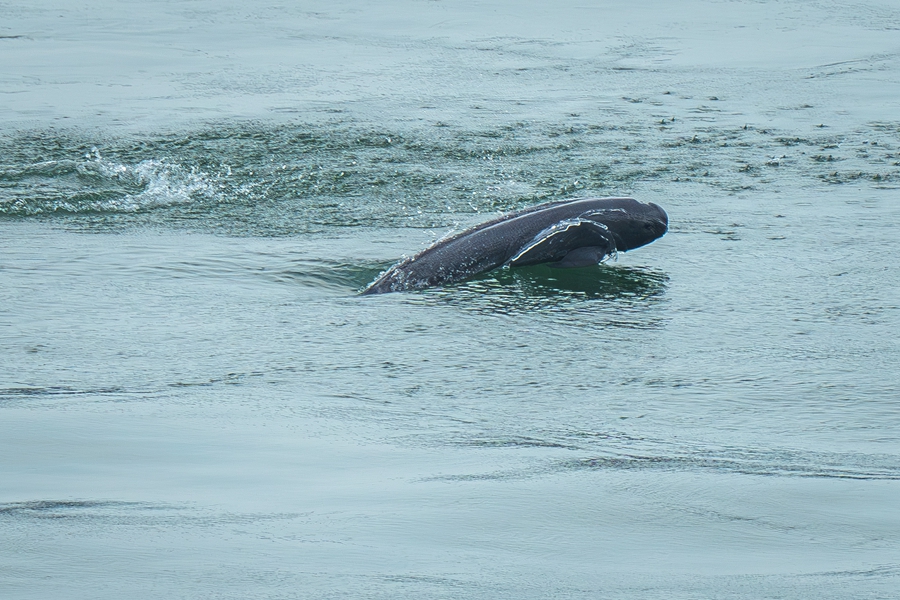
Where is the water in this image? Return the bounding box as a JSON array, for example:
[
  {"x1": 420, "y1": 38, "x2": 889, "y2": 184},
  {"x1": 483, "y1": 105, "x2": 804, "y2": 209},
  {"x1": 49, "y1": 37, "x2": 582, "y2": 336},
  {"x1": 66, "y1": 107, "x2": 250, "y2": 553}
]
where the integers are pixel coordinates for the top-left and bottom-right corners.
[{"x1": 2, "y1": 1, "x2": 900, "y2": 598}]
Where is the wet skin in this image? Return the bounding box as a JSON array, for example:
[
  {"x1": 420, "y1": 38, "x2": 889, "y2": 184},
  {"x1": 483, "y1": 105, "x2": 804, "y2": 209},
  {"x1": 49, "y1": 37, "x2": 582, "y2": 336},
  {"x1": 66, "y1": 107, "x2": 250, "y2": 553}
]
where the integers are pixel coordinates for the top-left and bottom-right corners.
[{"x1": 362, "y1": 197, "x2": 668, "y2": 294}]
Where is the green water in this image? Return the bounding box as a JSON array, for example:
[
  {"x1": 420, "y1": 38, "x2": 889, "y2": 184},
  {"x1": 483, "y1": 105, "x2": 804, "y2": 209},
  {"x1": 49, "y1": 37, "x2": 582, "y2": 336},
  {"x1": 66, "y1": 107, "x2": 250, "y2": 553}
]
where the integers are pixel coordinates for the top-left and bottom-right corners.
[{"x1": 2, "y1": 1, "x2": 899, "y2": 598}]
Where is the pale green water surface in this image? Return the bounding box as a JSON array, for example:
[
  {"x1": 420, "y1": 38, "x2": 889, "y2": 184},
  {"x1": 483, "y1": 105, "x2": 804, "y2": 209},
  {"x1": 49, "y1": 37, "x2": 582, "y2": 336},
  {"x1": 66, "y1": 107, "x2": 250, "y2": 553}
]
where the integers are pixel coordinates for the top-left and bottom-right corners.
[{"x1": 2, "y1": 1, "x2": 899, "y2": 598}]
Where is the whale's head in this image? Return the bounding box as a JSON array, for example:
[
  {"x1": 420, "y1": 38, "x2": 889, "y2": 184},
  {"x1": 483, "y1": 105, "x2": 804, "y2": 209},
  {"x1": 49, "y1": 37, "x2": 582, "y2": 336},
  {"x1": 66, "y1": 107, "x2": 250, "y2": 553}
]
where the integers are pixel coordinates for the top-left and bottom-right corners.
[{"x1": 584, "y1": 200, "x2": 668, "y2": 252}]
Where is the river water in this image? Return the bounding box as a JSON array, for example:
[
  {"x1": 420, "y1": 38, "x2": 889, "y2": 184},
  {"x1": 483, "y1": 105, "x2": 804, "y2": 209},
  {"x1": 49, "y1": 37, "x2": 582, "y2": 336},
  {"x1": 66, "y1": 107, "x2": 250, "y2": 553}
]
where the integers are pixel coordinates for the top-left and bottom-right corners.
[{"x1": 2, "y1": 1, "x2": 899, "y2": 598}]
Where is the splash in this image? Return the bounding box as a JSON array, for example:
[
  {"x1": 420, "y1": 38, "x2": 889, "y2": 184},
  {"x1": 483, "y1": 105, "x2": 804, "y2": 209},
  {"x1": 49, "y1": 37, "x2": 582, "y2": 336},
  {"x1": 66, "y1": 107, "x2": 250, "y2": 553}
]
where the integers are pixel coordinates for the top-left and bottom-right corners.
[{"x1": 0, "y1": 147, "x2": 220, "y2": 216}]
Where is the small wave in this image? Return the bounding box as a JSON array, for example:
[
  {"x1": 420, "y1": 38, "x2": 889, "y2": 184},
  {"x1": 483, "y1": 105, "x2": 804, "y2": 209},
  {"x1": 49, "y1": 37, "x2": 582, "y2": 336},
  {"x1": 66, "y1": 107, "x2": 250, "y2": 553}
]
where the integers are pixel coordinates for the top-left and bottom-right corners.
[
  {"x1": 0, "y1": 386, "x2": 126, "y2": 400},
  {"x1": 0, "y1": 500, "x2": 308, "y2": 531},
  {"x1": 271, "y1": 260, "x2": 390, "y2": 292},
  {"x1": 567, "y1": 450, "x2": 900, "y2": 480},
  {"x1": 0, "y1": 500, "x2": 152, "y2": 519},
  {"x1": 154, "y1": 256, "x2": 391, "y2": 292},
  {"x1": 424, "y1": 448, "x2": 900, "y2": 482},
  {"x1": 0, "y1": 159, "x2": 79, "y2": 179}
]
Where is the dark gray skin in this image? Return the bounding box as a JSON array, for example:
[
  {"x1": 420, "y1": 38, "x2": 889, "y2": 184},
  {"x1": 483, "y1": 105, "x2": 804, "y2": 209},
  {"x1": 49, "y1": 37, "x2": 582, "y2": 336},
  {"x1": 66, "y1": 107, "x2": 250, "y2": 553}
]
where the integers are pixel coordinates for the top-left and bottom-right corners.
[{"x1": 361, "y1": 197, "x2": 668, "y2": 294}]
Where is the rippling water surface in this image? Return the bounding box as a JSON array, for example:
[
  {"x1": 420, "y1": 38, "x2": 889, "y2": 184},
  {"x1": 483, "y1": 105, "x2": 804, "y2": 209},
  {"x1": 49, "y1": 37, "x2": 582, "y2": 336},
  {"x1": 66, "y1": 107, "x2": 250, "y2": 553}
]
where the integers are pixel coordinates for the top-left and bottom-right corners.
[{"x1": 2, "y1": 1, "x2": 899, "y2": 598}]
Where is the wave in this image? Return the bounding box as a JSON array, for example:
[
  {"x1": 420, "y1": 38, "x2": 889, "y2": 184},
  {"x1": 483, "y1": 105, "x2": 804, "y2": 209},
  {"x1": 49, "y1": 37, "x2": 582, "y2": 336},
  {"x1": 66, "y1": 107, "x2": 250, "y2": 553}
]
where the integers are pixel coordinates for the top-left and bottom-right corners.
[
  {"x1": 427, "y1": 442, "x2": 900, "y2": 482},
  {"x1": 567, "y1": 449, "x2": 900, "y2": 480}
]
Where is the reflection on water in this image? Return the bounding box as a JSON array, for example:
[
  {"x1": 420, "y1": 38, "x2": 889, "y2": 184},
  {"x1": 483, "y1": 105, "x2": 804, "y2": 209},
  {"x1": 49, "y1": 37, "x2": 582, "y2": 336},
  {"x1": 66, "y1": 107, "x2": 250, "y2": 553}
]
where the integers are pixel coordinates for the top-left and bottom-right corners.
[
  {"x1": 492, "y1": 263, "x2": 669, "y2": 300},
  {"x1": 404, "y1": 264, "x2": 668, "y2": 326}
]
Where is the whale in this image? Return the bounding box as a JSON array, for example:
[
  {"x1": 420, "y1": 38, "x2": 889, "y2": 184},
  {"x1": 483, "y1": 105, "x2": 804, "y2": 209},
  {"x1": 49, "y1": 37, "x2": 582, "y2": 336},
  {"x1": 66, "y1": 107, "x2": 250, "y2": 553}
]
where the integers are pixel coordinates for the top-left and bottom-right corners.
[{"x1": 361, "y1": 197, "x2": 668, "y2": 294}]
